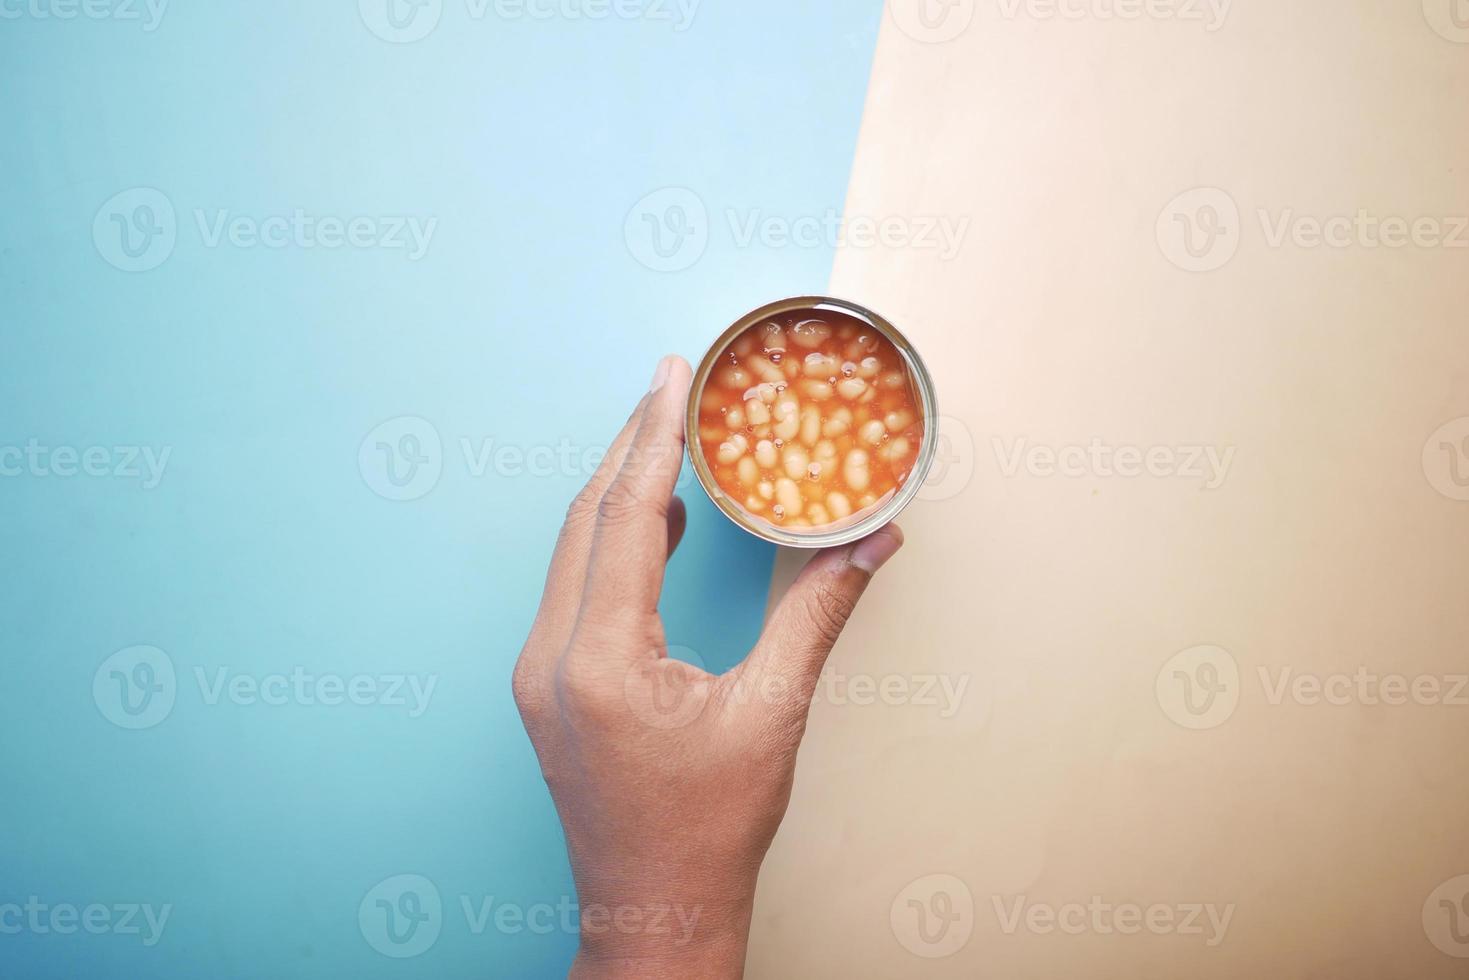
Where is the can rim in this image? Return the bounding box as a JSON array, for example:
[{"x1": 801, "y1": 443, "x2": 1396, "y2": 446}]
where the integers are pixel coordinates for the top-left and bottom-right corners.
[{"x1": 685, "y1": 295, "x2": 940, "y2": 549}]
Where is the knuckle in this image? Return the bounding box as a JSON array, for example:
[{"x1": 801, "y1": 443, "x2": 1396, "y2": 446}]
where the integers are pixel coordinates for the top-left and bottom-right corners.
[
  {"x1": 595, "y1": 479, "x2": 646, "y2": 527},
  {"x1": 563, "y1": 485, "x2": 602, "y2": 530},
  {"x1": 556, "y1": 654, "x2": 615, "y2": 708},
  {"x1": 510, "y1": 655, "x2": 549, "y2": 719},
  {"x1": 802, "y1": 578, "x2": 859, "y2": 647}
]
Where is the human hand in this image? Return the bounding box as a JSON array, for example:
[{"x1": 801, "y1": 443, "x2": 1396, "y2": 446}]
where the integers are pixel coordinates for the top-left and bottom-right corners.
[{"x1": 511, "y1": 355, "x2": 904, "y2": 978}]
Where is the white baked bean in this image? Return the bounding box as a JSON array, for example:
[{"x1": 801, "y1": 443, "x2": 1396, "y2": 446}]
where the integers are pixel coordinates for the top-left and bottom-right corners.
[
  {"x1": 882, "y1": 437, "x2": 911, "y2": 463},
  {"x1": 803, "y1": 352, "x2": 839, "y2": 379},
  {"x1": 717, "y1": 434, "x2": 748, "y2": 465},
  {"x1": 836, "y1": 377, "x2": 867, "y2": 400},
  {"x1": 772, "y1": 399, "x2": 800, "y2": 440},
  {"x1": 885, "y1": 409, "x2": 915, "y2": 434},
  {"x1": 827, "y1": 492, "x2": 853, "y2": 520},
  {"x1": 844, "y1": 334, "x2": 879, "y2": 361},
  {"x1": 755, "y1": 439, "x2": 779, "y2": 469},
  {"x1": 799, "y1": 404, "x2": 821, "y2": 447},
  {"x1": 720, "y1": 365, "x2": 751, "y2": 390},
  {"x1": 744, "y1": 399, "x2": 770, "y2": 426},
  {"x1": 822, "y1": 407, "x2": 852, "y2": 439},
  {"x1": 761, "y1": 322, "x2": 786, "y2": 352},
  {"x1": 745, "y1": 354, "x2": 785, "y2": 384},
  {"x1": 813, "y1": 439, "x2": 838, "y2": 464},
  {"x1": 725, "y1": 406, "x2": 745, "y2": 430},
  {"x1": 859, "y1": 419, "x2": 887, "y2": 446},
  {"x1": 732, "y1": 333, "x2": 755, "y2": 358},
  {"x1": 757, "y1": 480, "x2": 775, "y2": 501},
  {"x1": 789, "y1": 319, "x2": 832, "y2": 349},
  {"x1": 775, "y1": 477, "x2": 804, "y2": 517},
  {"x1": 843, "y1": 448, "x2": 871, "y2": 492},
  {"x1": 744, "y1": 493, "x2": 766, "y2": 512},
  {"x1": 880, "y1": 371, "x2": 905, "y2": 391},
  {"x1": 857, "y1": 356, "x2": 881, "y2": 380},
  {"x1": 807, "y1": 461, "x2": 826, "y2": 482},
  {"x1": 806, "y1": 503, "x2": 831, "y2": 526},
  {"x1": 737, "y1": 456, "x2": 759, "y2": 488},
  {"x1": 858, "y1": 493, "x2": 877, "y2": 509},
  {"x1": 699, "y1": 424, "x2": 724, "y2": 445},
  {"x1": 782, "y1": 446, "x2": 810, "y2": 481},
  {"x1": 742, "y1": 383, "x2": 778, "y2": 405},
  {"x1": 801, "y1": 380, "x2": 834, "y2": 402}
]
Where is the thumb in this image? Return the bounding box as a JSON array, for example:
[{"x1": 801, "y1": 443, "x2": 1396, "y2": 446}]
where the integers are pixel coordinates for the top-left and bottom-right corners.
[{"x1": 738, "y1": 525, "x2": 905, "y2": 726}]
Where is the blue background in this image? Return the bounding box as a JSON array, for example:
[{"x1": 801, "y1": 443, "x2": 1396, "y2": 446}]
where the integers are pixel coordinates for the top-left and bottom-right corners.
[{"x1": 0, "y1": 1, "x2": 881, "y2": 976}]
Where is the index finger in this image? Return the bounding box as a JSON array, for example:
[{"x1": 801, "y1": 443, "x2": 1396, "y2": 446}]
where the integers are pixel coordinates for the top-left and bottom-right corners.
[{"x1": 573, "y1": 355, "x2": 693, "y2": 635}]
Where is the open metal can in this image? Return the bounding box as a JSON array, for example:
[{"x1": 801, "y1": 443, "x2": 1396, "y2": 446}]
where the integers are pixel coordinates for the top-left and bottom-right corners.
[{"x1": 686, "y1": 295, "x2": 939, "y2": 549}]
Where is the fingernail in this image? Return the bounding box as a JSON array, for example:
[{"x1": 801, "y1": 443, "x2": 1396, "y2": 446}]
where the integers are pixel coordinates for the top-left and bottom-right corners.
[
  {"x1": 649, "y1": 356, "x2": 673, "y2": 393},
  {"x1": 849, "y1": 524, "x2": 904, "y2": 575}
]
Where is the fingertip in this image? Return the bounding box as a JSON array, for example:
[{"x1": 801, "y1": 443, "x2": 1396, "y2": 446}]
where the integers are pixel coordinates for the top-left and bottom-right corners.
[
  {"x1": 649, "y1": 354, "x2": 692, "y2": 394},
  {"x1": 849, "y1": 523, "x2": 904, "y2": 575}
]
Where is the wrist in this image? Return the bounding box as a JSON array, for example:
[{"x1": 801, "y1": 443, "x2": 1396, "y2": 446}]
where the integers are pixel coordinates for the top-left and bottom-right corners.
[
  {"x1": 569, "y1": 896, "x2": 753, "y2": 980},
  {"x1": 570, "y1": 932, "x2": 750, "y2": 980}
]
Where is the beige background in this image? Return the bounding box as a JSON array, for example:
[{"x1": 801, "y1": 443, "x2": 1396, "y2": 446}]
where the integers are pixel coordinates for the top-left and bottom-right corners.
[{"x1": 749, "y1": 1, "x2": 1469, "y2": 976}]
